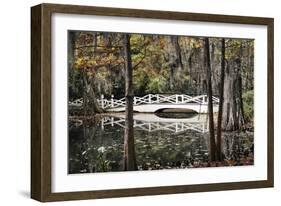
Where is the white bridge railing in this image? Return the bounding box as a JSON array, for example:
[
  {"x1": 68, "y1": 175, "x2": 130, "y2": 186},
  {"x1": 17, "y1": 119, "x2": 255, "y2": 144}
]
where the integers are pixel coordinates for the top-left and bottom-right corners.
[
  {"x1": 101, "y1": 116, "x2": 208, "y2": 134},
  {"x1": 69, "y1": 94, "x2": 219, "y2": 109}
]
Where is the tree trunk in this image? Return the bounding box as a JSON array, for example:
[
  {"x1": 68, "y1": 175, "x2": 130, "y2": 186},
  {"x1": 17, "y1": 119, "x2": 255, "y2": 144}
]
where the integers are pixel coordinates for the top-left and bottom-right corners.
[
  {"x1": 222, "y1": 40, "x2": 245, "y2": 131},
  {"x1": 82, "y1": 33, "x2": 104, "y2": 115},
  {"x1": 199, "y1": 47, "x2": 207, "y2": 95},
  {"x1": 164, "y1": 36, "x2": 184, "y2": 91},
  {"x1": 216, "y1": 38, "x2": 225, "y2": 161},
  {"x1": 83, "y1": 74, "x2": 103, "y2": 115},
  {"x1": 68, "y1": 31, "x2": 78, "y2": 102},
  {"x1": 82, "y1": 69, "x2": 87, "y2": 116},
  {"x1": 172, "y1": 36, "x2": 184, "y2": 72},
  {"x1": 237, "y1": 42, "x2": 245, "y2": 125},
  {"x1": 204, "y1": 37, "x2": 217, "y2": 162},
  {"x1": 169, "y1": 65, "x2": 174, "y2": 90},
  {"x1": 188, "y1": 52, "x2": 193, "y2": 88},
  {"x1": 222, "y1": 61, "x2": 237, "y2": 130},
  {"x1": 68, "y1": 31, "x2": 75, "y2": 72},
  {"x1": 123, "y1": 34, "x2": 137, "y2": 171}
]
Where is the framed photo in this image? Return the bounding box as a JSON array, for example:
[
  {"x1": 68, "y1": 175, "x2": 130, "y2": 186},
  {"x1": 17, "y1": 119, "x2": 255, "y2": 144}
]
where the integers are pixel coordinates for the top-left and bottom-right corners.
[{"x1": 31, "y1": 3, "x2": 274, "y2": 202}]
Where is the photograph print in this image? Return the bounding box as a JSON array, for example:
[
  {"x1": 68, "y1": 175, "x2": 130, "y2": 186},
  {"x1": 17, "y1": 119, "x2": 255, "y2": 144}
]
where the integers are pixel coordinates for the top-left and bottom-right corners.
[{"x1": 68, "y1": 31, "x2": 254, "y2": 174}]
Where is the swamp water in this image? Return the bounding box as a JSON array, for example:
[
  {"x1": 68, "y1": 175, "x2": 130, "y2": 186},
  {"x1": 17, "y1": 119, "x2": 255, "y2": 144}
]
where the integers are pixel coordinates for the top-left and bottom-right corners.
[{"x1": 68, "y1": 113, "x2": 254, "y2": 174}]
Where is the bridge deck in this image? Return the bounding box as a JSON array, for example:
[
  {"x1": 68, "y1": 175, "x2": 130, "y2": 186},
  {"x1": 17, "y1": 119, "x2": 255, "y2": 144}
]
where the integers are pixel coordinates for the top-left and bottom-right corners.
[{"x1": 107, "y1": 103, "x2": 218, "y2": 113}]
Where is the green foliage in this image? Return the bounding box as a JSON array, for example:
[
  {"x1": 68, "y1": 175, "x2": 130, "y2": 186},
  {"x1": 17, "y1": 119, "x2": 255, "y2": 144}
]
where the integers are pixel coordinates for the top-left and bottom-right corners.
[
  {"x1": 85, "y1": 146, "x2": 112, "y2": 173},
  {"x1": 242, "y1": 90, "x2": 254, "y2": 121},
  {"x1": 133, "y1": 69, "x2": 149, "y2": 94},
  {"x1": 146, "y1": 75, "x2": 167, "y2": 94},
  {"x1": 131, "y1": 34, "x2": 171, "y2": 95},
  {"x1": 69, "y1": 31, "x2": 254, "y2": 100},
  {"x1": 225, "y1": 39, "x2": 242, "y2": 60},
  {"x1": 96, "y1": 154, "x2": 111, "y2": 172}
]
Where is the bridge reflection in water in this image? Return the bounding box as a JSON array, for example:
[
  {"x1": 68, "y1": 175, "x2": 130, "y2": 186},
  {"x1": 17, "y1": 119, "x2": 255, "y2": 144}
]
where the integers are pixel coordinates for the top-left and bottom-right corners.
[{"x1": 101, "y1": 113, "x2": 209, "y2": 134}]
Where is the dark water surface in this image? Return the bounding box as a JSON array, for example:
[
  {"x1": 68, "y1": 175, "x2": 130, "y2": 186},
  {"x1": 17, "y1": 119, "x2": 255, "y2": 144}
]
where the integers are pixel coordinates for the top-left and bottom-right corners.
[{"x1": 68, "y1": 113, "x2": 254, "y2": 174}]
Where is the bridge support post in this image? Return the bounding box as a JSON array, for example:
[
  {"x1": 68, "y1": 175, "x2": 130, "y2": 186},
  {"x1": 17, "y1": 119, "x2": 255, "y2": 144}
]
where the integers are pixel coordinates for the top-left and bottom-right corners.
[
  {"x1": 111, "y1": 117, "x2": 114, "y2": 126},
  {"x1": 111, "y1": 95, "x2": 114, "y2": 108},
  {"x1": 148, "y1": 94, "x2": 152, "y2": 104},
  {"x1": 101, "y1": 118, "x2": 104, "y2": 130},
  {"x1": 148, "y1": 123, "x2": 151, "y2": 132},
  {"x1": 175, "y1": 123, "x2": 178, "y2": 133}
]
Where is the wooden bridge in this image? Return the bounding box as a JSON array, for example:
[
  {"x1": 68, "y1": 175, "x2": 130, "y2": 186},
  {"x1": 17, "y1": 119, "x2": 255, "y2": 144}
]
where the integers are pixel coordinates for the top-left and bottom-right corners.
[
  {"x1": 101, "y1": 113, "x2": 209, "y2": 133},
  {"x1": 69, "y1": 94, "x2": 219, "y2": 113}
]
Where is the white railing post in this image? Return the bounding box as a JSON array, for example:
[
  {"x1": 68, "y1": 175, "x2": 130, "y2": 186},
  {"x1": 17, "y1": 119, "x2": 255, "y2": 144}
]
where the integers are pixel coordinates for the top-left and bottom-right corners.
[
  {"x1": 111, "y1": 95, "x2": 114, "y2": 108},
  {"x1": 176, "y1": 94, "x2": 178, "y2": 104},
  {"x1": 156, "y1": 94, "x2": 159, "y2": 103},
  {"x1": 134, "y1": 96, "x2": 137, "y2": 105},
  {"x1": 148, "y1": 94, "x2": 152, "y2": 104},
  {"x1": 101, "y1": 94, "x2": 104, "y2": 109}
]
